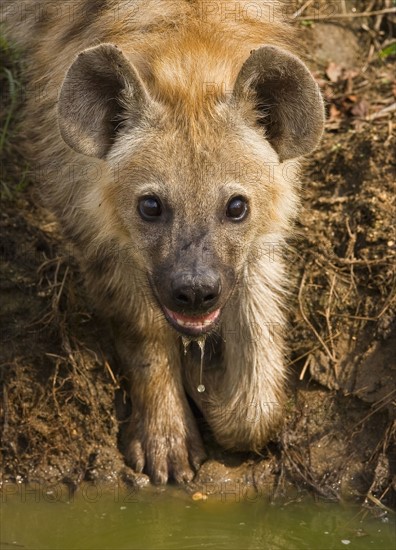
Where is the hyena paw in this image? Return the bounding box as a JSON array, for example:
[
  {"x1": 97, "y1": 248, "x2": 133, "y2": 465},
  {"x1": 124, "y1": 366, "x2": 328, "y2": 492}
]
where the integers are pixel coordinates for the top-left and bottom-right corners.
[{"x1": 125, "y1": 428, "x2": 206, "y2": 485}]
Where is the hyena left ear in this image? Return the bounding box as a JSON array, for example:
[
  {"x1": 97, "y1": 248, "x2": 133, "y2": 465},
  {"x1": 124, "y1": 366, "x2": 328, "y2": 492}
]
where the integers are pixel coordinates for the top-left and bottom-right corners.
[
  {"x1": 234, "y1": 45, "x2": 325, "y2": 161},
  {"x1": 58, "y1": 43, "x2": 151, "y2": 158}
]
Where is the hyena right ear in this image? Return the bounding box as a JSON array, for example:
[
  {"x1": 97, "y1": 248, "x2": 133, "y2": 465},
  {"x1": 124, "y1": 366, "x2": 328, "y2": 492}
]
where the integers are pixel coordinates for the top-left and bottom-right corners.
[
  {"x1": 58, "y1": 43, "x2": 150, "y2": 158},
  {"x1": 233, "y1": 46, "x2": 325, "y2": 161}
]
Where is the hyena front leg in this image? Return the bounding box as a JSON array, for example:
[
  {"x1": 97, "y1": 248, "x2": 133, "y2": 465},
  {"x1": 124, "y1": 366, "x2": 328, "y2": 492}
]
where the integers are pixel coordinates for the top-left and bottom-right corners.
[
  {"x1": 184, "y1": 337, "x2": 285, "y2": 453},
  {"x1": 116, "y1": 332, "x2": 206, "y2": 484},
  {"x1": 184, "y1": 259, "x2": 287, "y2": 452},
  {"x1": 212, "y1": 260, "x2": 287, "y2": 450}
]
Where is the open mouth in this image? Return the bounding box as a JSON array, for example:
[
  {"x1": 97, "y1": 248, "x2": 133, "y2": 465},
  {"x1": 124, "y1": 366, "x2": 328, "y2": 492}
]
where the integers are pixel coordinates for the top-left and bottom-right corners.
[{"x1": 163, "y1": 307, "x2": 221, "y2": 336}]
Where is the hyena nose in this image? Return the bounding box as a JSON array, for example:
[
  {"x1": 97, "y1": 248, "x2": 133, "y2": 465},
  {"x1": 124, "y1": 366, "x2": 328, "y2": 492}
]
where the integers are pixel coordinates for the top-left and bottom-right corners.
[{"x1": 171, "y1": 272, "x2": 222, "y2": 311}]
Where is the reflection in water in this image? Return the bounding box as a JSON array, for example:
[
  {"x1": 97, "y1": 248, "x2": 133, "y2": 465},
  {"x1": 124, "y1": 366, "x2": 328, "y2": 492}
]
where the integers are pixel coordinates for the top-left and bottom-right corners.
[{"x1": 1, "y1": 484, "x2": 394, "y2": 550}]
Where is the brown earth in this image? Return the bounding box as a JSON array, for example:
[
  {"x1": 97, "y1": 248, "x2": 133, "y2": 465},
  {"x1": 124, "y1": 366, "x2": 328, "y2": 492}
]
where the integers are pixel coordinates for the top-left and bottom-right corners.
[{"x1": 1, "y1": 2, "x2": 395, "y2": 508}]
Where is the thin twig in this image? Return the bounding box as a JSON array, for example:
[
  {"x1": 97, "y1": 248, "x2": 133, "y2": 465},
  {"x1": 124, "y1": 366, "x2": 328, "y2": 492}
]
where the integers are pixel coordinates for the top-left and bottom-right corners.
[
  {"x1": 287, "y1": 331, "x2": 341, "y2": 369},
  {"x1": 0, "y1": 68, "x2": 18, "y2": 153},
  {"x1": 366, "y1": 492, "x2": 395, "y2": 514},
  {"x1": 367, "y1": 103, "x2": 396, "y2": 121},
  {"x1": 55, "y1": 265, "x2": 69, "y2": 306},
  {"x1": 298, "y1": 271, "x2": 337, "y2": 362},
  {"x1": 104, "y1": 360, "x2": 120, "y2": 388},
  {"x1": 292, "y1": 0, "x2": 315, "y2": 19},
  {"x1": 353, "y1": 390, "x2": 396, "y2": 428},
  {"x1": 52, "y1": 361, "x2": 62, "y2": 417},
  {"x1": 299, "y1": 355, "x2": 311, "y2": 381},
  {"x1": 297, "y1": 8, "x2": 396, "y2": 21},
  {"x1": 325, "y1": 274, "x2": 337, "y2": 360},
  {"x1": 282, "y1": 440, "x2": 339, "y2": 500}
]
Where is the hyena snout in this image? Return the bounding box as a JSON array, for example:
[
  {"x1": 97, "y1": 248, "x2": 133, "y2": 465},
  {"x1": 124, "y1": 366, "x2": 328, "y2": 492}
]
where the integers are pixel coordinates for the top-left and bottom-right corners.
[
  {"x1": 158, "y1": 268, "x2": 224, "y2": 337},
  {"x1": 171, "y1": 270, "x2": 222, "y2": 311}
]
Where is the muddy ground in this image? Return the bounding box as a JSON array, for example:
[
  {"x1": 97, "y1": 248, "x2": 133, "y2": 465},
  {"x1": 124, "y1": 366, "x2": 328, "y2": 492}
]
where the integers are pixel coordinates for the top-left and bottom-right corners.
[{"x1": 1, "y1": 2, "x2": 395, "y2": 509}]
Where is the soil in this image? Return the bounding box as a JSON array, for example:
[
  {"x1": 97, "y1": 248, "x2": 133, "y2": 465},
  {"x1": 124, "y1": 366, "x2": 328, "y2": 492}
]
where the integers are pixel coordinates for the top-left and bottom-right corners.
[{"x1": 1, "y1": 2, "x2": 395, "y2": 508}]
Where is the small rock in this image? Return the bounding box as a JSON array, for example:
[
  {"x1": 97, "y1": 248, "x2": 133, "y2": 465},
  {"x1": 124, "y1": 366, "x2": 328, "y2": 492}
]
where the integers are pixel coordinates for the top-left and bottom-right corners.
[{"x1": 192, "y1": 492, "x2": 207, "y2": 501}]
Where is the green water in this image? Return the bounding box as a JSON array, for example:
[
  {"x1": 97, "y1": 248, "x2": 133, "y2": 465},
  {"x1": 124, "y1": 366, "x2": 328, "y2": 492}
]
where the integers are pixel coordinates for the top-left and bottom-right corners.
[{"x1": 0, "y1": 484, "x2": 394, "y2": 550}]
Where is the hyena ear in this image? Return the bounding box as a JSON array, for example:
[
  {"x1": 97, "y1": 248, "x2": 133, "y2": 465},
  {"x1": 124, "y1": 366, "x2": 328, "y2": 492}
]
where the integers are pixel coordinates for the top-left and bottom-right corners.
[
  {"x1": 234, "y1": 46, "x2": 325, "y2": 161},
  {"x1": 58, "y1": 43, "x2": 150, "y2": 158}
]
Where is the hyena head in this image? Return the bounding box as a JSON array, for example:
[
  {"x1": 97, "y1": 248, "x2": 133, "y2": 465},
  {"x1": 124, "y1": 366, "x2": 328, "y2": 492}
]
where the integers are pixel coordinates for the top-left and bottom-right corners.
[{"x1": 58, "y1": 43, "x2": 324, "y2": 337}]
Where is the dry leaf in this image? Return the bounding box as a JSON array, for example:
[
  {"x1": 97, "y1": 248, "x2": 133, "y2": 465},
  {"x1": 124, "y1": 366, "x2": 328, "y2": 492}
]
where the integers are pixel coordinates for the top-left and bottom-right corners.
[
  {"x1": 351, "y1": 99, "x2": 369, "y2": 118},
  {"x1": 326, "y1": 61, "x2": 343, "y2": 83},
  {"x1": 329, "y1": 103, "x2": 342, "y2": 121},
  {"x1": 326, "y1": 103, "x2": 342, "y2": 130}
]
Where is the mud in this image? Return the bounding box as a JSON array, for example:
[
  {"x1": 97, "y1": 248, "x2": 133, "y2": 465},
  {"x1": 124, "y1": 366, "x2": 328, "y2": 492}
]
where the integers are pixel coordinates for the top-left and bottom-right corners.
[{"x1": 1, "y1": 3, "x2": 395, "y2": 507}]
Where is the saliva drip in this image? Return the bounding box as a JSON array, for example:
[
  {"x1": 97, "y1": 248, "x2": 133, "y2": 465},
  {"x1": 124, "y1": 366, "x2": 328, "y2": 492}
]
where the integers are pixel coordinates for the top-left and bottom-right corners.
[
  {"x1": 181, "y1": 336, "x2": 193, "y2": 355},
  {"x1": 180, "y1": 335, "x2": 207, "y2": 392},
  {"x1": 197, "y1": 336, "x2": 206, "y2": 393}
]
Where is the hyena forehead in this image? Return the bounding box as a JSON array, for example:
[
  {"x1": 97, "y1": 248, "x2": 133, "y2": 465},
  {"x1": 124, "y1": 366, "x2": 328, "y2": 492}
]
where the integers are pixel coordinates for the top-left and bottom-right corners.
[{"x1": 108, "y1": 119, "x2": 283, "y2": 199}]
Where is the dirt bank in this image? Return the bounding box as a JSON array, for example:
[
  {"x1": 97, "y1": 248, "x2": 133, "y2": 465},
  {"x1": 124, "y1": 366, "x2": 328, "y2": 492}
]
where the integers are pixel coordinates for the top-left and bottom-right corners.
[{"x1": 1, "y1": 1, "x2": 395, "y2": 508}]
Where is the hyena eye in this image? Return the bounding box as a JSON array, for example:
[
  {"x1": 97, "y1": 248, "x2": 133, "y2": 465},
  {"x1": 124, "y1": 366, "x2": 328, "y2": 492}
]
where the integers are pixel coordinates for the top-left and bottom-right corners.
[
  {"x1": 138, "y1": 196, "x2": 162, "y2": 220},
  {"x1": 226, "y1": 196, "x2": 248, "y2": 221}
]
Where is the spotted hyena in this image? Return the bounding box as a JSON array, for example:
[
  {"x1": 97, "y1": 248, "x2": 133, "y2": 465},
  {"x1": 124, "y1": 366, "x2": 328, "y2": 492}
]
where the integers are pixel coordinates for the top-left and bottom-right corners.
[{"x1": 2, "y1": 0, "x2": 324, "y2": 483}]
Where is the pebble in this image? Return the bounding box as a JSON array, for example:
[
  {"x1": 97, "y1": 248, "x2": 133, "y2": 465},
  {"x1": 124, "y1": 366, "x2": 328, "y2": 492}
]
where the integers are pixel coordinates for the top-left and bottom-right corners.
[{"x1": 192, "y1": 492, "x2": 207, "y2": 501}]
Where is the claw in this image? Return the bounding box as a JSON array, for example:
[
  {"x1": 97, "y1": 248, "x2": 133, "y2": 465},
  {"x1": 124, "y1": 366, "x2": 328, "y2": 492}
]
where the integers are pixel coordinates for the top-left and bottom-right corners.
[
  {"x1": 124, "y1": 418, "x2": 205, "y2": 484},
  {"x1": 126, "y1": 440, "x2": 145, "y2": 473},
  {"x1": 173, "y1": 466, "x2": 195, "y2": 484},
  {"x1": 189, "y1": 441, "x2": 207, "y2": 471},
  {"x1": 151, "y1": 467, "x2": 169, "y2": 485}
]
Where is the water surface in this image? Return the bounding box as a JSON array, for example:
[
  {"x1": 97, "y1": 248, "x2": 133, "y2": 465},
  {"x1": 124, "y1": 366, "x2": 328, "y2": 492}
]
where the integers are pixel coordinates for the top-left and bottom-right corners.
[{"x1": 1, "y1": 483, "x2": 394, "y2": 549}]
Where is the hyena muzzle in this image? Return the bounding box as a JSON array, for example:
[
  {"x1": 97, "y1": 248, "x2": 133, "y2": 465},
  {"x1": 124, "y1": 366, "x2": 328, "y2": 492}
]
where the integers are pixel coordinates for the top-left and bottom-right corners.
[{"x1": 3, "y1": 0, "x2": 325, "y2": 483}]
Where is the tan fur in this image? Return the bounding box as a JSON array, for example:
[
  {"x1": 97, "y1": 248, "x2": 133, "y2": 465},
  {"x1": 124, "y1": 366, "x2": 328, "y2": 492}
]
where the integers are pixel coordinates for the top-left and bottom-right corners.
[{"x1": 3, "y1": 0, "x2": 324, "y2": 483}]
